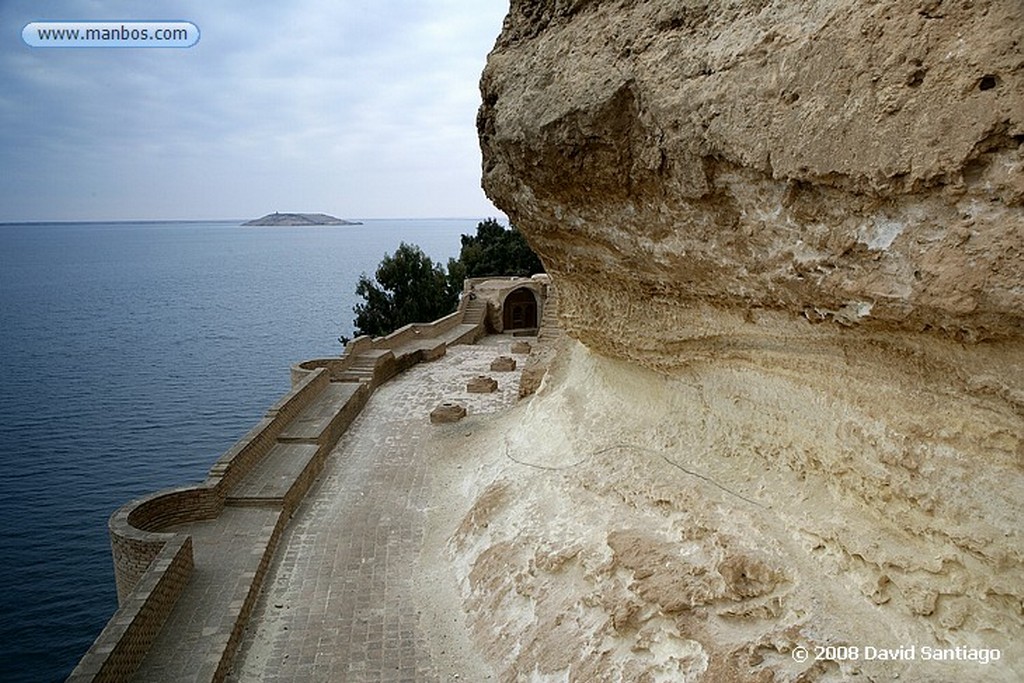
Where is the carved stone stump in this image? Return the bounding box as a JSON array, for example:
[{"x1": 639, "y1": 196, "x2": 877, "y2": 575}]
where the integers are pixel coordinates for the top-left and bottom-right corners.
[
  {"x1": 510, "y1": 340, "x2": 533, "y2": 355},
  {"x1": 490, "y1": 356, "x2": 517, "y2": 372},
  {"x1": 430, "y1": 401, "x2": 467, "y2": 424},
  {"x1": 467, "y1": 375, "x2": 498, "y2": 393}
]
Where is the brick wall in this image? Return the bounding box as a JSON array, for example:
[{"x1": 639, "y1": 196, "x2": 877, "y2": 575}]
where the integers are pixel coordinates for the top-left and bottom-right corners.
[
  {"x1": 68, "y1": 535, "x2": 193, "y2": 682},
  {"x1": 110, "y1": 486, "x2": 220, "y2": 603}
]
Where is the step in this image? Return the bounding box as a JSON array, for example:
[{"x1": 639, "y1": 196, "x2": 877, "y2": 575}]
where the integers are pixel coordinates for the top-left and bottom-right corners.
[
  {"x1": 277, "y1": 382, "x2": 363, "y2": 445},
  {"x1": 225, "y1": 442, "x2": 320, "y2": 507}
]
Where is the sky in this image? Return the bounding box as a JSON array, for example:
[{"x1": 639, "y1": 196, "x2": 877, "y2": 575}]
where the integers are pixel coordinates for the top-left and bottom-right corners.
[{"x1": 0, "y1": 1, "x2": 510, "y2": 221}]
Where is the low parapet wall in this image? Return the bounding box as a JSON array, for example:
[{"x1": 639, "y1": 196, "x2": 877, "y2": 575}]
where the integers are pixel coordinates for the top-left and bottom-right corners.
[
  {"x1": 292, "y1": 304, "x2": 480, "y2": 385},
  {"x1": 109, "y1": 486, "x2": 219, "y2": 605},
  {"x1": 358, "y1": 310, "x2": 461, "y2": 351},
  {"x1": 207, "y1": 368, "x2": 329, "y2": 494},
  {"x1": 70, "y1": 537, "x2": 193, "y2": 682},
  {"x1": 349, "y1": 308, "x2": 464, "y2": 355}
]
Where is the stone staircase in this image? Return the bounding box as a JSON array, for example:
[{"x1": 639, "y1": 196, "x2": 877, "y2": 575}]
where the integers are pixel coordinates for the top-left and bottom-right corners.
[
  {"x1": 335, "y1": 349, "x2": 392, "y2": 384},
  {"x1": 461, "y1": 296, "x2": 487, "y2": 327}
]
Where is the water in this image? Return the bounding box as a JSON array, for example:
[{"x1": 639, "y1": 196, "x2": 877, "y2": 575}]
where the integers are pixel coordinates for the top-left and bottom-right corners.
[{"x1": 0, "y1": 218, "x2": 476, "y2": 682}]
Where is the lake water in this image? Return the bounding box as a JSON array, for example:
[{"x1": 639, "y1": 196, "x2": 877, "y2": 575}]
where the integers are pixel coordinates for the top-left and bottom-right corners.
[{"x1": 0, "y1": 218, "x2": 476, "y2": 682}]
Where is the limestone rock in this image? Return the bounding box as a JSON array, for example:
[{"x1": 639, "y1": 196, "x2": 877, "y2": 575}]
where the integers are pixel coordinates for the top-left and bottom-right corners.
[
  {"x1": 448, "y1": 341, "x2": 1024, "y2": 682},
  {"x1": 479, "y1": 0, "x2": 1023, "y2": 349},
  {"x1": 430, "y1": 401, "x2": 466, "y2": 424},
  {"x1": 470, "y1": 1, "x2": 1024, "y2": 680},
  {"x1": 466, "y1": 375, "x2": 499, "y2": 393}
]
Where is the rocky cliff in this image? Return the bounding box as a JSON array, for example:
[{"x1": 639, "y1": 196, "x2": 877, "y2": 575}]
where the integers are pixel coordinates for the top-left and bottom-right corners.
[{"x1": 459, "y1": 1, "x2": 1024, "y2": 680}]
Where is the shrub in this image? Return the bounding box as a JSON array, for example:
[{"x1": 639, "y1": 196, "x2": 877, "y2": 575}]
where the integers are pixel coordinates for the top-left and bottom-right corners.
[
  {"x1": 458, "y1": 218, "x2": 544, "y2": 278},
  {"x1": 351, "y1": 242, "x2": 460, "y2": 338}
]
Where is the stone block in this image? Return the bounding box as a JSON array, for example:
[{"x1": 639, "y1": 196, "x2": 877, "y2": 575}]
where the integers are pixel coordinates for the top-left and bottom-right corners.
[
  {"x1": 510, "y1": 340, "x2": 532, "y2": 355},
  {"x1": 467, "y1": 375, "x2": 498, "y2": 393},
  {"x1": 430, "y1": 401, "x2": 467, "y2": 424},
  {"x1": 421, "y1": 342, "x2": 447, "y2": 362},
  {"x1": 490, "y1": 356, "x2": 517, "y2": 372}
]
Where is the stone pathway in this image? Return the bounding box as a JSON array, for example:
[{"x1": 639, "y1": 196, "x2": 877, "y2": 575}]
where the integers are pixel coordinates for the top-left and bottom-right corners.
[
  {"x1": 130, "y1": 507, "x2": 281, "y2": 682},
  {"x1": 228, "y1": 337, "x2": 525, "y2": 682}
]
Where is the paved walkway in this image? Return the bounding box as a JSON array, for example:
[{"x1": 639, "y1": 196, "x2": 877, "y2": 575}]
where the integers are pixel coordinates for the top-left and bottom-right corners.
[
  {"x1": 130, "y1": 508, "x2": 281, "y2": 682},
  {"x1": 228, "y1": 336, "x2": 525, "y2": 682}
]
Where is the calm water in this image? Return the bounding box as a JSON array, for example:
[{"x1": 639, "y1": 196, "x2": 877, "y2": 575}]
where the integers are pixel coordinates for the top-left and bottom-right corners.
[{"x1": 0, "y1": 218, "x2": 476, "y2": 682}]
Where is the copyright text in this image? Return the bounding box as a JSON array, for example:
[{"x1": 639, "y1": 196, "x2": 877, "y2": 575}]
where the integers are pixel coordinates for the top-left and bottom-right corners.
[{"x1": 792, "y1": 644, "x2": 1002, "y2": 665}]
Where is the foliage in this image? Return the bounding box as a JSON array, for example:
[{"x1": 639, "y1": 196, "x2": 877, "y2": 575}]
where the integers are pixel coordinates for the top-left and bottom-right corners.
[
  {"x1": 458, "y1": 218, "x2": 545, "y2": 278},
  {"x1": 350, "y1": 242, "x2": 460, "y2": 338},
  {"x1": 346, "y1": 219, "x2": 544, "y2": 341}
]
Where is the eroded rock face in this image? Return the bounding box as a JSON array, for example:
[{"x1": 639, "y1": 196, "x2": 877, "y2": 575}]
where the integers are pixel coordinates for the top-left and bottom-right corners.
[
  {"x1": 479, "y1": 0, "x2": 1023, "y2": 350},
  {"x1": 467, "y1": 1, "x2": 1024, "y2": 680},
  {"x1": 446, "y1": 340, "x2": 1024, "y2": 682}
]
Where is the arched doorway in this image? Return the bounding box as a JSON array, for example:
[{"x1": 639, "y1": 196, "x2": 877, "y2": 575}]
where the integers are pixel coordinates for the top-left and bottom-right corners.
[{"x1": 502, "y1": 287, "x2": 538, "y2": 331}]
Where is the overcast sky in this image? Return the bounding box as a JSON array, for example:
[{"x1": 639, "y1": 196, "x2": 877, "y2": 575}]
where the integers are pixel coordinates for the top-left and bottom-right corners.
[{"x1": 0, "y1": 1, "x2": 509, "y2": 221}]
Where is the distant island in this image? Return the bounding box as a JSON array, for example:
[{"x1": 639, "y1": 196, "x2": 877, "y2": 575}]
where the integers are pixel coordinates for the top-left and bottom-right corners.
[{"x1": 243, "y1": 212, "x2": 362, "y2": 226}]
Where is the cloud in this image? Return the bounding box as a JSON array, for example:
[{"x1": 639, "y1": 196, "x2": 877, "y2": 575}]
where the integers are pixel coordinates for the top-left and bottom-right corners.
[{"x1": 0, "y1": 0, "x2": 508, "y2": 220}]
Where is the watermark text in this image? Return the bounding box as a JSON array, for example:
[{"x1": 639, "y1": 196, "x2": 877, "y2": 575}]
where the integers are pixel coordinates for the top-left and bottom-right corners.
[
  {"x1": 792, "y1": 644, "x2": 1002, "y2": 666},
  {"x1": 23, "y1": 21, "x2": 199, "y2": 48}
]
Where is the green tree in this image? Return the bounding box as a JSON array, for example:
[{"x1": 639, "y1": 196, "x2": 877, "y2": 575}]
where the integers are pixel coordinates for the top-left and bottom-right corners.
[
  {"x1": 458, "y1": 218, "x2": 545, "y2": 278},
  {"x1": 351, "y1": 242, "x2": 459, "y2": 338}
]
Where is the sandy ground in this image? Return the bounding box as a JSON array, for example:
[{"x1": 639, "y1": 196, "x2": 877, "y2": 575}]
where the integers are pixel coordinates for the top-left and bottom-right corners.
[
  {"x1": 415, "y1": 415, "x2": 510, "y2": 680},
  {"x1": 431, "y1": 338, "x2": 1023, "y2": 682}
]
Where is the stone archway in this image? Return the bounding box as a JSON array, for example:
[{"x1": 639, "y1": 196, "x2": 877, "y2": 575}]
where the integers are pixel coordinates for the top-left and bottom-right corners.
[{"x1": 502, "y1": 287, "x2": 538, "y2": 330}]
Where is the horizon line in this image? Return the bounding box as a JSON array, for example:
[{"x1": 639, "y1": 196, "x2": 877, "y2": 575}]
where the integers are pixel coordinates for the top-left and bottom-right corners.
[{"x1": 0, "y1": 215, "x2": 507, "y2": 226}]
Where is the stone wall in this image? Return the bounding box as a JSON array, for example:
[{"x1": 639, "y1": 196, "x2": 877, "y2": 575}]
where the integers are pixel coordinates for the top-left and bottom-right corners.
[
  {"x1": 109, "y1": 487, "x2": 219, "y2": 605},
  {"x1": 68, "y1": 537, "x2": 193, "y2": 682},
  {"x1": 463, "y1": 275, "x2": 549, "y2": 333},
  {"x1": 107, "y1": 367, "x2": 330, "y2": 603},
  {"x1": 292, "y1": 307, "x2": 479, "y2": 385},
  {"x1": 517, "y1": 277, "x2": 562, "y2": 397}
]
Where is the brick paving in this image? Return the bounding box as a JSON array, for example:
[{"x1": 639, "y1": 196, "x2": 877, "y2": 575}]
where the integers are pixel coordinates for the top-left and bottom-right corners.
[{"x1": 228, "y1": 337, "x2": 525, "y2": 682}]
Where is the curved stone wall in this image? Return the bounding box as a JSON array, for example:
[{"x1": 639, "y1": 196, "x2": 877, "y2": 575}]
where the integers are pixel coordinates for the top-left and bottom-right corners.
[
  {"x1": 107, "y1": 368, "x2": 330, "y2": 603},
  {"x1": 109, "y1": 486, "x2": 220, "y2": 603}
]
